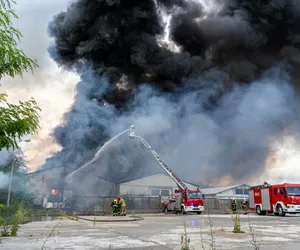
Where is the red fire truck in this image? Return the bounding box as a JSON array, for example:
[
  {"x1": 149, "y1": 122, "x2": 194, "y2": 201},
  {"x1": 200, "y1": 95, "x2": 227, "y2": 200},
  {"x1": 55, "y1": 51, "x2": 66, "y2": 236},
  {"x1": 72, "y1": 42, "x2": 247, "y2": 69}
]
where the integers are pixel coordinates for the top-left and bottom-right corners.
[
  {"x1": 249, "y1": 182, "x2": 300, "y2": 216},
  {"x1": 128, "y1": 125, "x2": 204, "y2": 214}
]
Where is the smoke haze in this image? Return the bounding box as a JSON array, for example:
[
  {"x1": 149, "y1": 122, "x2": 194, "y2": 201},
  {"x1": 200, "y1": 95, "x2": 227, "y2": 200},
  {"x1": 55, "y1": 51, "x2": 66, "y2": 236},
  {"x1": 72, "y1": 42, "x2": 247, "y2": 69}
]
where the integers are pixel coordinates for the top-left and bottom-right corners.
[
  {"x1": 0, "y1": 172, "x2": 9, "y2": 189},
  {"x1": 45, "y1": 0, "x2": 300, "y2": 185}
]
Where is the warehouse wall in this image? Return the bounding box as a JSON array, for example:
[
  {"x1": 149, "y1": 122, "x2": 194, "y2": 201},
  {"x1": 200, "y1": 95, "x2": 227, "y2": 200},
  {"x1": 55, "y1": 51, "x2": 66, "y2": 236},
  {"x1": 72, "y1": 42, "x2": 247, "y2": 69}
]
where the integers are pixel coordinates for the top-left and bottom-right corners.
[
  {"x1": 119, "y1": 173, "x2": 198, "y2": 196},
  {"x1": 215, "y1": 185, "x2": 249, "y2": 198}
]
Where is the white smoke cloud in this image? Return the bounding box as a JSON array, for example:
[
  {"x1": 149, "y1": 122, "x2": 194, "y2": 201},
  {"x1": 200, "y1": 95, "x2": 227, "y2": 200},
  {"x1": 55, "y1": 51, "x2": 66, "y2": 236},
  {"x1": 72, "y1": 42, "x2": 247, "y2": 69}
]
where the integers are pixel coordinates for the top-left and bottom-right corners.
[
  {"x1": 0, "y1": 150, "x2": 11, "y2": 166},
  {"x1": 0, "y1": 172, "x2": 9, "y2": 189},
  {"x1": 0, "y1": 0, "x2": 78, "y2": 170}
]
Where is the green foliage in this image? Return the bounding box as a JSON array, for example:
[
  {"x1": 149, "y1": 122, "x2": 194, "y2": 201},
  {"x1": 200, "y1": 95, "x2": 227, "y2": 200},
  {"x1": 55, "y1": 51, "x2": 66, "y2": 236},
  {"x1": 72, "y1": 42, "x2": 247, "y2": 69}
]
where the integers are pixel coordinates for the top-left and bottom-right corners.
[
  {"x1": 0, "y1": 215, "x2": 4, "y2": 225},
  {"x1": 232, "y1": 214, "x2": 244, "y2": 233},
  {"x1": 10, "y1": 204, "x2": 23, "y2": 236},
  {"x1": 0, "y1": 203, "x2": 5, "y2": 212},
  {"x1": 0, "y1": 93, "x2": 41, "y2": 150},
  {"x1": 0, "y1": 0, "x2": 41, "y2": 150},
  {"x1": 0, "y1": 225, "x2": 10, "y2": 236},
  {"x1": 0, "y1": 0, "x2": 38, "y2": 80},
  {"x1": 225, "y1": 206, "x2": 244, "y2": 233},
  {"x1": 0, "y1": 155, "x2": 35, "y2": 208}
]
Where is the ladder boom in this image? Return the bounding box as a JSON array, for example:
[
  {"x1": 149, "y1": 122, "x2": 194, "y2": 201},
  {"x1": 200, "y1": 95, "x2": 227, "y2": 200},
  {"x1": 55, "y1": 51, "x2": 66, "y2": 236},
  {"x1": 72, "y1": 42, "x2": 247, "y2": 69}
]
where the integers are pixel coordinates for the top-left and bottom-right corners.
[{"x1": 128, "y1": 125, "x2": 188, "y2": 190}]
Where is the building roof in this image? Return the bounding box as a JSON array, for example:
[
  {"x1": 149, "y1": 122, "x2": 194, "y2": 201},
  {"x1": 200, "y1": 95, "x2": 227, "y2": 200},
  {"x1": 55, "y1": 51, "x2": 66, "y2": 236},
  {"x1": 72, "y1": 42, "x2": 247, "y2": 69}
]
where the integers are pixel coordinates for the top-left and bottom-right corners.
[
  {"x1": 26, "y1": 167, "x2": 198, "y2": 187},
  {"x1": 200, "y1": 184, "x2": 250, "y2": 195},
  {"x1": 119, "y1": 173, "x2": 199, "y2": 187},
  {"x1": 25, "y1": 165, "x2": 66, "y2": 175}
]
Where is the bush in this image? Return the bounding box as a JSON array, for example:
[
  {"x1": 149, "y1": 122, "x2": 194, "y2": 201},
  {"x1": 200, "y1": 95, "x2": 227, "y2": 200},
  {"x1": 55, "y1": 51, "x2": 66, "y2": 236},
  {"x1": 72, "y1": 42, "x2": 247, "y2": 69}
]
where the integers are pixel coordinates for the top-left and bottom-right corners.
[
  {"x1": 0, "y1": 204, "x2": 6, "y2": 215},
  {"x1": 0, "y1": 203, "x2": 24, "y2": 237},
  {"x1": 0, "y1": 216, "x2": 4, "y2": 225},
  {"x1": 225, "y1": 206, "x2": 244, "y2": 233},
  {"x1": 10, "y1": 205, "x2": 23, "y2": 236}
]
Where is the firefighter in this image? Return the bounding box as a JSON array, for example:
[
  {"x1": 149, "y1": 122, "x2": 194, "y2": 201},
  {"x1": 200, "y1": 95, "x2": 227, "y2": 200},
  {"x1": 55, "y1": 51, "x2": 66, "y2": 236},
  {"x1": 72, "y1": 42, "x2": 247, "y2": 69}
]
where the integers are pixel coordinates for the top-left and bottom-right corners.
[
  {"x1": 117, "y1": 196, "x2": 127, "y2": 216},
  {"x1": 111, "y1": 198, "x2": 120, "y2": 216},
  {"x1": 241, "y1": 198, "x2": 248, "y2": 215},
  {"x1": 231, "y1": 198, "x2": 237, "y2": 213}
]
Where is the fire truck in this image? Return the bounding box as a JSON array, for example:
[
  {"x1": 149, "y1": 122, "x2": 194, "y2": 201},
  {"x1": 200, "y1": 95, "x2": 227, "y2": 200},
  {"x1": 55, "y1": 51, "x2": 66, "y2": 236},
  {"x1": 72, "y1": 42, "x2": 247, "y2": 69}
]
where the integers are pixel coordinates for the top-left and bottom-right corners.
[
  {"x1": 249, "y1": 182, "x2": 300, "y2": 216},
  {"x1": 128, "y1": 125, "x2": 204, "y2": 214}
]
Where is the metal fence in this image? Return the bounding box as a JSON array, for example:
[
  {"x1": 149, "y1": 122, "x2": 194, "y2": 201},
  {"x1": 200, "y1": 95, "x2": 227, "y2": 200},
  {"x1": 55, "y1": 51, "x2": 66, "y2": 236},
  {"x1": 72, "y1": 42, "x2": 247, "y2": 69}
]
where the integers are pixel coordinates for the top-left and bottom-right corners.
[
  {"x1": 68, "y1": 195, "x2": 162, "y2": 214},
  {"x1": 63, "y1": 195, "x2": 247, "y2": 215}
]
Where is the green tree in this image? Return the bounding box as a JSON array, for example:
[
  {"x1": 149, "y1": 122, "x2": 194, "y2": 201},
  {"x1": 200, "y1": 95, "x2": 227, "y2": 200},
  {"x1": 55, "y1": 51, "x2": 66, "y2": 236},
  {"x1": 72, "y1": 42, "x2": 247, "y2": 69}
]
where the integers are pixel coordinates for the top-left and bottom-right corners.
[
  {"x1": 0, "y1": 151, "x2": 34, "y2": 207},
  {"x1": 0, "y1": 0, "x2": 40, "y2": 150}
]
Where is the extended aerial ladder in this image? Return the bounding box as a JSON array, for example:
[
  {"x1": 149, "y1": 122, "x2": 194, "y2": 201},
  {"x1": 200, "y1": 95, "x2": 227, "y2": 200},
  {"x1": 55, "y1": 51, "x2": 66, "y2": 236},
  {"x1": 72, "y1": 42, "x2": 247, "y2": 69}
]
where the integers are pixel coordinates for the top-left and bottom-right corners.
[
  {"x1": 128, "y1": 125, "x2": 188, "y2": 191},
  {"x1": 128, "y1": 125, "x2": 204, "y2": 215}
]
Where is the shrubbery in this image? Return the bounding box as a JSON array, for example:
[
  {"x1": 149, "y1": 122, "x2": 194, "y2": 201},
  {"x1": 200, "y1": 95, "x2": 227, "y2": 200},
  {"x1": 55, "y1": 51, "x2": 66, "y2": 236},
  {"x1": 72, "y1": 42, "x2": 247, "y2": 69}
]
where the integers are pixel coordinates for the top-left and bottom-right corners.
[{"x1": 0, "y1": 203, "x2": 24, "y2": 236}]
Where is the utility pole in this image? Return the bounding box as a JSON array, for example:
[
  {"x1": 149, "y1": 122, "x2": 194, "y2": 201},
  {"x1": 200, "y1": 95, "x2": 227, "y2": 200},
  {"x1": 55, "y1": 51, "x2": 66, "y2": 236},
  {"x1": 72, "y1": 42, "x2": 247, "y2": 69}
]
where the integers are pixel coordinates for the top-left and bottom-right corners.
[{"x1": 6, "y1": 139, "x2": 31, "y2": 207}]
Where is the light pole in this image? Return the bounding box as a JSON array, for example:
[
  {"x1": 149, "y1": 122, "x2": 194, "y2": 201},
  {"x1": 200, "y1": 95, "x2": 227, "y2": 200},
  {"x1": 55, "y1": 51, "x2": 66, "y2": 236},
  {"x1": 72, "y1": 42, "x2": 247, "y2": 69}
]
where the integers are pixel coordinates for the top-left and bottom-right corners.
[{"x1": 6, "y1": 139, "x2": 31, "y2": 207}]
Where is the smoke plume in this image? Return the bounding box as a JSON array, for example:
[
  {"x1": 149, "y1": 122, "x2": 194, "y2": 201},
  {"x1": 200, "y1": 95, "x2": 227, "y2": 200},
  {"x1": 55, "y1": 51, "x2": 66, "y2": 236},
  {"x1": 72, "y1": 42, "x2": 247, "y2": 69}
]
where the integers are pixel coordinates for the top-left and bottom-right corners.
[
  {"x1": 45, "y1": 0, "x2": 300, "y2": 185},
  {"x1": 0, "y1": 172, "x2": 9, "y2": 189}
]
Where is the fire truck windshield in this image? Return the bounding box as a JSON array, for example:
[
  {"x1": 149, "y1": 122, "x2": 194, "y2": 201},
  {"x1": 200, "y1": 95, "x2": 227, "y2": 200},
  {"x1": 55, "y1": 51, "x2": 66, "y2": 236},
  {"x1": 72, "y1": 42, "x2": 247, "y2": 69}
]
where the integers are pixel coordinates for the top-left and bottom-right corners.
[
  {"x1": 287, "y1": 187, "x2": 300, "y2": 196},
  {"x1": 187, "y1": 192, "x2": 202, "y2": 199}
]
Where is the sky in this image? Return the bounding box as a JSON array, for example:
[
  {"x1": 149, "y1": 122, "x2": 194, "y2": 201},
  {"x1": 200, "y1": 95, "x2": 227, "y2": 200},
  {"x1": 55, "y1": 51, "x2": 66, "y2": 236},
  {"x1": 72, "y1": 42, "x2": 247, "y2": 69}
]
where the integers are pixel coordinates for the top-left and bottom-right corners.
[
  {"x1": 1, "y1": 0, "x2": 300, "y2": 185},
  {"x1": 1, "y1": 0, "x2": 79, "y2": 170}
]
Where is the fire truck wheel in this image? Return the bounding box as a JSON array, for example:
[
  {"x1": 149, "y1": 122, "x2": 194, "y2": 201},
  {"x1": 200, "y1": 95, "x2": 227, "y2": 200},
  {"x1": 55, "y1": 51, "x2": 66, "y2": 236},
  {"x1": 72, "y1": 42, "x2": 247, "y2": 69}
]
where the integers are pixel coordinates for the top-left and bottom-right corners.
[
  {"x1": 256, "y1": 205, "x2": 265, "y2": 215},
  {"x1": 197, "y1": 212, "x2": 202, "y2": 215},
  {"x1": 277, "y1": 205, "x2": 286, "y2": 217}
]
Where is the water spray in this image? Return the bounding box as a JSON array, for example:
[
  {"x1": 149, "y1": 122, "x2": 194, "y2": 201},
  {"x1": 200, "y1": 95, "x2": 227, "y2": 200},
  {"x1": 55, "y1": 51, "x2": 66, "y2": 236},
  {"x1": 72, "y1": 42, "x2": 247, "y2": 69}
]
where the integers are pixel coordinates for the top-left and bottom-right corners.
[{"x1": 66, "y1": 128, "x2": 130, "y2": 182}]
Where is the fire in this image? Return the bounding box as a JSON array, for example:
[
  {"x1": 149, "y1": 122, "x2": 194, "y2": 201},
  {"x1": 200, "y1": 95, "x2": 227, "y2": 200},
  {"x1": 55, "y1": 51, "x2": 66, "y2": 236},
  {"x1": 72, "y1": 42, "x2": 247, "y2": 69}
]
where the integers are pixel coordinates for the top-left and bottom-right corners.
[{"x1": 51, "y1": 189, "x2": 60, "y2": 195}]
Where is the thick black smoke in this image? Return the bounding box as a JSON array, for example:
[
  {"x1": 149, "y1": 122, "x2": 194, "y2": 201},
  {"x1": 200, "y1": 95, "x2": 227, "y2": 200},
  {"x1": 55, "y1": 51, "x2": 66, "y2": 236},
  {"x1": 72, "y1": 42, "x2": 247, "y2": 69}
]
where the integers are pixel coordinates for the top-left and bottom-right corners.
[{"x1": 44, "y1": 0, "x2": 300, "y2": 186}]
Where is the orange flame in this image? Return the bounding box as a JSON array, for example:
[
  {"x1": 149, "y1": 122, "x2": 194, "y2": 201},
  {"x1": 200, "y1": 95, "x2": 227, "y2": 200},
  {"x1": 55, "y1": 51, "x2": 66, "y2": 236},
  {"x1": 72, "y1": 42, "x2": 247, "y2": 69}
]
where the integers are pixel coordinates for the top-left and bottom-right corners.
[{"x1": 52, "y1": 189, "x2": 60, "y2": 195}]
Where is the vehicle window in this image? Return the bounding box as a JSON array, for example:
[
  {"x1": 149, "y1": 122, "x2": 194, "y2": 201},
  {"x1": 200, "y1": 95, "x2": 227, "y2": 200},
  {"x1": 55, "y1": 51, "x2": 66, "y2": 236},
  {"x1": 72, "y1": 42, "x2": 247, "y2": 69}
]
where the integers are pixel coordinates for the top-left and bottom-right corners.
[
  {"x1": 280, "y1": 187, "x2": 286, "y2": 195},
  {"x1": 286, "y1": 187, "x2": 300, "y2": 196},
  {"x1": 187, "y1": 192, "x2": 203, "y2": 199},
  {"x1": 273, "y1": 188, "x2": 278, "y2": 195}
]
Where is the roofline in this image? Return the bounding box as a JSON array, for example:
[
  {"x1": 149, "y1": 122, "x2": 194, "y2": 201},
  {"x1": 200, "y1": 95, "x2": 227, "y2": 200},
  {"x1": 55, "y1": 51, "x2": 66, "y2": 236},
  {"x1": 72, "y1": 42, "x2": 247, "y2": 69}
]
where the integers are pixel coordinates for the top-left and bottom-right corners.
[
  {"x1": 118, "y1": 172, "x2": 198, "y2": 186},
  {"x1": 182, "y1": 180, "x2": 199, "y2": 187},
  {"x1": 250, "y1": 183, "x2": 300, "y2": 189},
  {"x1": 25, "y1": 165, "x2": 66, "y2": 175},
  {"x1": 202, "y1": 184, "x2": 251, "y2": 195}
]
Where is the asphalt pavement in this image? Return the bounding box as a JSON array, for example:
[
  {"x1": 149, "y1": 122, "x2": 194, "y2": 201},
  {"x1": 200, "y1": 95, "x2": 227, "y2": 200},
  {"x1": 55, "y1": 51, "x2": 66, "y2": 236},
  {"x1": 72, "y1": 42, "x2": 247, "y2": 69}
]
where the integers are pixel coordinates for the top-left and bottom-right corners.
[{"x1": 1, "y1": 213, "x2": 299, "y2": 249}]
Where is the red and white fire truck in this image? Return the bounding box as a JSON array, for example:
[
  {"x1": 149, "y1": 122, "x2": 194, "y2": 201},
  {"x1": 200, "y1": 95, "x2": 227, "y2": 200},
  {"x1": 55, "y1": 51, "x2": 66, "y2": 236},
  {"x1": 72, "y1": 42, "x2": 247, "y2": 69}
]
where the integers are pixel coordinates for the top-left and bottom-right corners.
[
  {"x1": 249, "y1": 182, "x2": 300, "y2": 216},
  {"x1": 128, "y1": 125, "x2": 205, "y2": 214}
]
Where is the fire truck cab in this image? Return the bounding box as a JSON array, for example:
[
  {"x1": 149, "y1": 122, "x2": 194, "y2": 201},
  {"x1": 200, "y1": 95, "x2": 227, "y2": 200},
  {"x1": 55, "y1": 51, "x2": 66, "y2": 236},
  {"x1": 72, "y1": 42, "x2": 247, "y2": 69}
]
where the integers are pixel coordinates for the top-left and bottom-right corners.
[
  {"x1": 249, "y1": 182, "x2": 300, "y2": 216},
  {"x1": 162, "y1": 189, "x2": 204, "y2": 214}
]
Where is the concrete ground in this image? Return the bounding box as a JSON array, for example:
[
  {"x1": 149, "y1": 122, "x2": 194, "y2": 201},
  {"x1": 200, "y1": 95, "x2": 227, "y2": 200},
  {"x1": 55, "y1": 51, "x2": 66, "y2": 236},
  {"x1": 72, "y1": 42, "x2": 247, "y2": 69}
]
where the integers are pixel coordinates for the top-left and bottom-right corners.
[{"x1": 1, "y1": 213, "x2": 300, "y2": 250}]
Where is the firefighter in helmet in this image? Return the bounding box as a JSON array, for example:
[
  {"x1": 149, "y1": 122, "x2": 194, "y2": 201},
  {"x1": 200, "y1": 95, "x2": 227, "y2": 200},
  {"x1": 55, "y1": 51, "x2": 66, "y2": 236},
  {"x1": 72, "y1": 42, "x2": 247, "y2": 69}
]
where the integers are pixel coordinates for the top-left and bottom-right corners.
[
  {"x1": 231, "y1": 198, "x2": 237, "y2": 213},
  {"x1": 111, "y1": 197, "x2": 120, "y2": 216},
  {"x1": 117, "y1": 196, "x2": 127, "y2": 216},
  {"x1": 241, "y1": 198, "x2": 248, "y2": 215}
]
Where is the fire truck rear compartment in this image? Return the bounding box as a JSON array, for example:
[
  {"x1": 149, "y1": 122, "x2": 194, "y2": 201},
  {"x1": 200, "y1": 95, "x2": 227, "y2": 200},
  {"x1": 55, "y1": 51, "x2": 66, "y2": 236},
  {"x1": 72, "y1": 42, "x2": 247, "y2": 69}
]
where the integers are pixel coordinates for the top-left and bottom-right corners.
[{"x1": 261, "y1": 188, "x2": 271, "y2": 210}]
